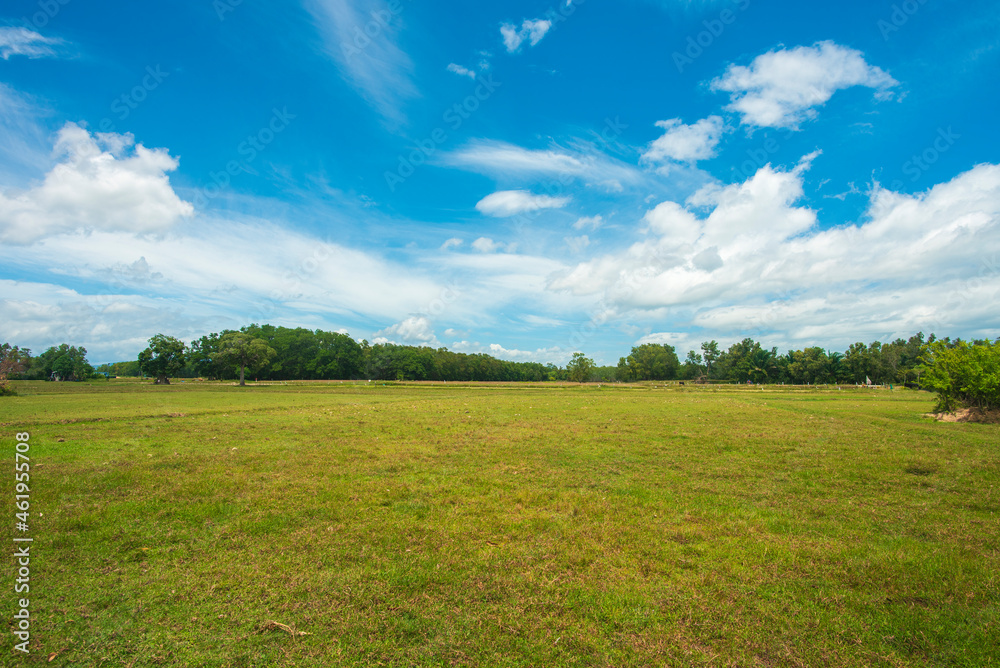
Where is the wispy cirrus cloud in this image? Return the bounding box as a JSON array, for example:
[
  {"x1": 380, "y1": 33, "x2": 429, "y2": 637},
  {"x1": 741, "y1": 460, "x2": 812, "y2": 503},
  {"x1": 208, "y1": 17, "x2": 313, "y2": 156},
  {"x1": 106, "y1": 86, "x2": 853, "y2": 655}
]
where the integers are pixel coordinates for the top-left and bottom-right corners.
[
  {"x1": 0, "y1": 83, "x2": 53, "y2": 180},
  {"x1": 442, "y1": 138, "x2": 644, "y2": 191},
  {"x1": 712, "y1": 41, "x2": 899, "y2": 129},
  {"x1": 0, "y1": 27, "x2": 63, "y2": 60},
  {"x1": 304, "y1": 0, "x2": 417, "y2": 126}
]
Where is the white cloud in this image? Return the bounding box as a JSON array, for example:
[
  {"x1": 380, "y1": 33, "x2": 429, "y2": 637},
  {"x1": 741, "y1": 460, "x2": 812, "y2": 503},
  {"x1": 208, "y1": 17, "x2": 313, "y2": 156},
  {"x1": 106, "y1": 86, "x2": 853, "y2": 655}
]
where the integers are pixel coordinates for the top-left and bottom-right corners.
[
  {"x1": 0, "y1": 27, "x2": 62, "y2": 60},
  {"x1": 548, "y1": 159, "x2": 1000, "y2": 349},
  {"x1": 642, "y1": 201, "x2": 701, "y2": 243},
  {"x1": 641, "y1": 116, "x2": 725, "y2": 167},
  {"x1": 475, "y1": 190, "x2": 570, "y2": 217},
  {"x1": 471, "y1": 237, "x2": 517, "y2": 253},
  {"x1": 501, "y1": 18, "x2": 552, "y2": 53},
  {"x1": 447, "y1": 140, "x2": 584, "y2": 175},
  {"x1": 373, "y1": 316, "x2": 440, "y2": 347},
  {"x1": 0, "y1": 123, "x2": 193, "y2": 244},
  {"x1": 0, "y1": 279, "x2": 219, "y2": 362},
  {"x1": 523, "y1": 19, "x2": 552, "y2": 45},
  {"x1": 440, "y1": 237, "x2": 463, "y2": 250},
  {"x1": 573, "y1": 215, "x2": 603, "y2": 231},
  {"x1": 452, "y1": 340, "x2": 571, "y2": 364},
  {"x1": 0, "y1": 83, "x2": 53, "y2": 181},
  {"x1": 565, "y1": 235, "x2": 590, "y2": 253},
  {"x1": 443, "y1": 139, "x2": 645, "y2": 192},
  {"x1": 712, "y1": 41, "x2": 899, "y2": 129},
  {"x1": 1, "y1": 215, "x2": 452, "y2": 347},
  {"x1": 446, "y1": 63, "x2": 477, "y2": 79},
  {"x1": 306, "y1": 0, "x2": 417, "y2": 126}
]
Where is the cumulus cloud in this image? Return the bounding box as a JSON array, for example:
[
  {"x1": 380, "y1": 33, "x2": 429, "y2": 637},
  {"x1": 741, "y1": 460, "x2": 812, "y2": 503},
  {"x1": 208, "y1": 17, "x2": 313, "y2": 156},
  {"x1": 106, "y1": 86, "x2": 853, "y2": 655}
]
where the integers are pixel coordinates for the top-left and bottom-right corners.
[
  {"x1": 0, "y1": 27, "x2": 62, "y2": 60},
  {"x1": 642, "y1": 201, "x2": 701, "y2": 244},
  {"x1": 373, "y1": 315, "x2": 440, "y2": 347},
  {"x1": 548, "y1": 159, "x2": 1000, "y2": 349},
  {"x1": 452, "y1": 340, "x2": 571, "y2": 364},
  {"x1": 475, "y1": 190, "x2": 571, "y2": 217},
  {"x1": 440, "y1": 237, "x2": 463, "y2": 250},
  {"x1": 641, "y1": 116, "x2": 725, "y2": 167},
  {"x1": 0, "y1": 122, "x2": 193, "y2": 244},
  {"x1": 446, "y1": 63, "x2": 477, "y2": 79},
  {"x1": 712, "y1": 41, "x2": 898, "y2": 129},
  {"x1": 501, "y1": 19, "x2": 552, "y2": 53},
  {"x1": 573, "y1": 215, "x2": 604, "y2": 231},
  {"x1": 471, "y1": 237, "x2": 517, "y2": 253}
]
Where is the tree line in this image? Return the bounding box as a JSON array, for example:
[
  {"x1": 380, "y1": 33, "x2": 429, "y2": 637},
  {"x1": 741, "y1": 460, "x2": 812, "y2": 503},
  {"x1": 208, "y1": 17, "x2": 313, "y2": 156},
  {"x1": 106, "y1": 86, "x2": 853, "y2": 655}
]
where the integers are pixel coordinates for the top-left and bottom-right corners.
[{"x1": 2, "y1": 328, "x2": 997, "y2": 397}]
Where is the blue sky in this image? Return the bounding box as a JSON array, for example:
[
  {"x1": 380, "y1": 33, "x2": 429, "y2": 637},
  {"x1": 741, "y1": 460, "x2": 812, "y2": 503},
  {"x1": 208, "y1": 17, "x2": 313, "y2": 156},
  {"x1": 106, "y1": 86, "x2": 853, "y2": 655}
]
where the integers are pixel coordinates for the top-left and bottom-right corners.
[{"x1": 1, "y1": 0, "x2": 998, "y2": 365}]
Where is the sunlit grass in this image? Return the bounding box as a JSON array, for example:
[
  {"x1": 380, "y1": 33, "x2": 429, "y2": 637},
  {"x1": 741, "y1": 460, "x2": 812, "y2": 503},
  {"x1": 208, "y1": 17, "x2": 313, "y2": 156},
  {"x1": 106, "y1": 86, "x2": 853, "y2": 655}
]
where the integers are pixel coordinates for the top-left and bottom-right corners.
[{"x1": 2, "y1": 381, "x2": 998, "y2": 666}]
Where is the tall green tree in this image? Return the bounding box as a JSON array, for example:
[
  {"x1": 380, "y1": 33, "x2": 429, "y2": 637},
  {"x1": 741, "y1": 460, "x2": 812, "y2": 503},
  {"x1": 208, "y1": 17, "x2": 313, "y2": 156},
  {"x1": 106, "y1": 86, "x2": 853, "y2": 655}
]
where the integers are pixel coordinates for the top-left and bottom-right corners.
[
  {"x1": 567, "y1": 352, "x2": 596, "y2": 383},
  {"x1": 618, "y1": 344, "x2": 680, "y2": 381},
  {"x1": 787, "y1": 347, "x2": 831, "y2": 384},
  {"x1": 189, "y1": 331, "x2": 236, "y2": 380},
  {"x1": 217, "y1": 332, "x2": 277, "y2": 386},
  {"x1": 701, "y1": 340, "x2": 721, "y2": 378},
  {"x1": 138, "y1": 335, "x2": 187, "y2": 385},
  {"x1": 680, "y1": 350, "x2": 704, "y2": 380},
  {"x1": 720, "y1": 339, "x2": 775, "y2": 383}
]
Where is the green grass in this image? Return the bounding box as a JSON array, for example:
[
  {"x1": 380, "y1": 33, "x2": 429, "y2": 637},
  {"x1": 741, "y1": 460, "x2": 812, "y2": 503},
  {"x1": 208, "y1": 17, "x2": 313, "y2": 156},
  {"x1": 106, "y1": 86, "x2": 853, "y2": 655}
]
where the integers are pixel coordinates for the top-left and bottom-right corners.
[{"x1": 2, "y1": 380, "x2": 998, "y2": 666}]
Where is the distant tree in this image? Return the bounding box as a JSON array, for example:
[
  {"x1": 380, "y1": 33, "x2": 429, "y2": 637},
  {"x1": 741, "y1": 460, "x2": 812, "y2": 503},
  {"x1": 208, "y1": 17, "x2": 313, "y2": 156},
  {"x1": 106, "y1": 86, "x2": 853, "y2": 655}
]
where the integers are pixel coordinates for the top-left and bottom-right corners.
[
  {"x1": 189, "y1": 331, "x2": 236, "y2": 380},
  {"x1": 95, "y1": 361, "x2": 142, "y2": 378},
  {"x1": 787, "y1": 347, "x2": 831, "y2": 384},
  {"x1": 566, "y1": 352, "x2": 596, "y2": 383},
  {"x1": 701, "y1": 340, "x2": 721, "y2": 377},
  {"x1": 0, "y1": 344, "x2": 31, "y2": 395},
  {"x1": 138, "y1": 335, "x2": 187, "y2": 385},
  {"x1": 590, "y1": 366, "x2": 619, "y2": 382},
  {"x1": 217, "y1": 332, "x2": 276, "y2": 386},
  {"x1": 843, "y1": 342, "x2": 872, "y2": 384},
  {"x1": 27, "y1": 344, "x2": 93, "y2": 381},
  {"x1": 680, "y1": 350, "x2": 704, "y2": 380},
  {"x1": 618, "y1": 344, "x2": 680, "y2": 381},
  {"x1": 720, "y1": 339, "x2": 776, "y2": 383}
]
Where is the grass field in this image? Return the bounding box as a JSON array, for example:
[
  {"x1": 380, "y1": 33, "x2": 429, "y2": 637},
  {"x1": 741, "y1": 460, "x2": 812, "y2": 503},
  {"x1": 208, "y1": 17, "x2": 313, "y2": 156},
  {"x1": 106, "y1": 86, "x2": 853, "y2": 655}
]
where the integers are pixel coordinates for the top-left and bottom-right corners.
[{"x1": 2, "y1": 380, "x2": 998, "y2": 667}]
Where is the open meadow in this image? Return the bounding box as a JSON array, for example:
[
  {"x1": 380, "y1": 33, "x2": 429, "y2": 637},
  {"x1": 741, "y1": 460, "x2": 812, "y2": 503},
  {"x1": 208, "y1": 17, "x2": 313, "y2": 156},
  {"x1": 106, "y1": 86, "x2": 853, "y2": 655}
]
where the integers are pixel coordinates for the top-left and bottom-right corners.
[{"x1": 2, "y1": 380, "x2": 998, "y2": 667}]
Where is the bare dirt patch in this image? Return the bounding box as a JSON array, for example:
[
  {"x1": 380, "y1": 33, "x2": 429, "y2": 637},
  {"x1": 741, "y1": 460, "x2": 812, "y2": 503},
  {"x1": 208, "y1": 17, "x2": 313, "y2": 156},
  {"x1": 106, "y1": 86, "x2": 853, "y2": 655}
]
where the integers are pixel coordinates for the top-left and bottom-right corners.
[{"x1": 925, "y1": 407, "x2": 1000, "y2": 424}]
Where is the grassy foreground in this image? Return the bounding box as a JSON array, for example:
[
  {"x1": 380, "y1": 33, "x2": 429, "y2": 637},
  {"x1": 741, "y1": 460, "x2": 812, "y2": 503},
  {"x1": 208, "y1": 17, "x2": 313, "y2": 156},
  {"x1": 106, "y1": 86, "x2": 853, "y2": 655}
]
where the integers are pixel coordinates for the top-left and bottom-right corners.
[{"x1": 2, "y1": 380, "x2": 998, "y2": 667}]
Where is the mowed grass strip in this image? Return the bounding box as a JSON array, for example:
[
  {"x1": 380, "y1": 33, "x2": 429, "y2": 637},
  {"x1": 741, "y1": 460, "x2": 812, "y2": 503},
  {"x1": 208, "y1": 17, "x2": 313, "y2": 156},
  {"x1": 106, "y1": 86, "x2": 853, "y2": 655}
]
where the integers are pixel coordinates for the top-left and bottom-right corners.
[{"x1": 2, "y1": 382, "x2": 998, "y2": 666}]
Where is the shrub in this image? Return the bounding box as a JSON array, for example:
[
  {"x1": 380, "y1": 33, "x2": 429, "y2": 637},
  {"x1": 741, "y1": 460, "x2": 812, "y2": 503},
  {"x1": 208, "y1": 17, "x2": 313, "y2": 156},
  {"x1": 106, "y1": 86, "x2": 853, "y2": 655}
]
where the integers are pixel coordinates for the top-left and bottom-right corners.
[{"x1": 920, "y1": 339, "x2": 1000, "y2": 412}]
